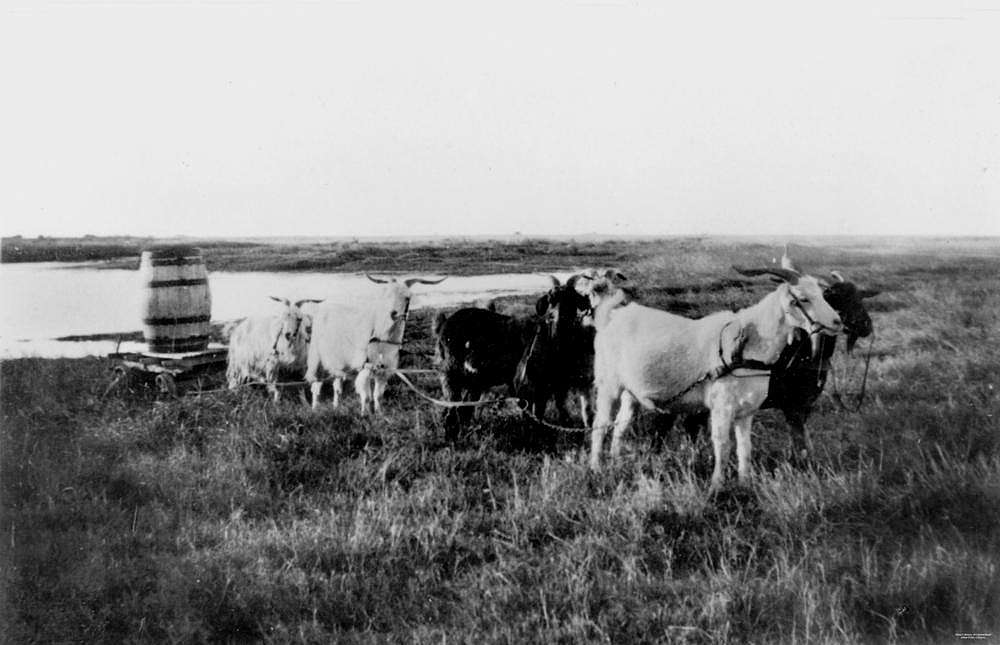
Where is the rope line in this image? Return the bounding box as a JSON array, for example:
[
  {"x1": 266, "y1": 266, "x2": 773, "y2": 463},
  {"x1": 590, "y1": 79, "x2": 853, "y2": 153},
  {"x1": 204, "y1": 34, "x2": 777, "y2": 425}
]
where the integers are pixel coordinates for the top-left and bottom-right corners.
[
  {"x1": 391, "y1": 370, "x2": 519, "y2": 410},
  {"x1": 517, "y1": 403, "x2": 593, "y2": 434},
  {"x1": 829, "y1": 334, "x2": 876, "y2": 412}
]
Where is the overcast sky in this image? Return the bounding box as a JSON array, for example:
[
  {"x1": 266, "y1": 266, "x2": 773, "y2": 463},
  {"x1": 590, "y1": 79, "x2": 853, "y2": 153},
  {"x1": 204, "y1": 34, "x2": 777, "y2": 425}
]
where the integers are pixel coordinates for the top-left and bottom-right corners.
[{"x1": 2, "y1": 0, "x2": 997, "y2": 239}]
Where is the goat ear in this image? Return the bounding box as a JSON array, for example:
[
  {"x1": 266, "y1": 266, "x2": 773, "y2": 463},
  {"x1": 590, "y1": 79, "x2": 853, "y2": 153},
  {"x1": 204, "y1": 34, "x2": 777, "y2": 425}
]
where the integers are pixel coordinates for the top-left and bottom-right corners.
[
  {"x1": 858, "y1": 288, "x2": 881, "y2": 299},
  {"x1": 535, "y1": 294, "x2": 550, "y2": 316}
]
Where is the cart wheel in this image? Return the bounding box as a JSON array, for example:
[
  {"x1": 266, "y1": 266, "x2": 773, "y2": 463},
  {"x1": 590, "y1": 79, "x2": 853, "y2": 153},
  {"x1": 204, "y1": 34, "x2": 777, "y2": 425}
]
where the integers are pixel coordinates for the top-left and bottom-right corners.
[{"x1": 155, "y1": 373, "x2": 178, "y2": 398}]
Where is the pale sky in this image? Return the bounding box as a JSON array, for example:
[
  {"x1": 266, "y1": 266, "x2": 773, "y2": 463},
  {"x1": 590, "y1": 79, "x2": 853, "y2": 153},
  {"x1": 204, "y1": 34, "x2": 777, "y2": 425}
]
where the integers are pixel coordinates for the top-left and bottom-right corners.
[{"x1": 1, "y1": 0, "x2": 997, "y2": 238}]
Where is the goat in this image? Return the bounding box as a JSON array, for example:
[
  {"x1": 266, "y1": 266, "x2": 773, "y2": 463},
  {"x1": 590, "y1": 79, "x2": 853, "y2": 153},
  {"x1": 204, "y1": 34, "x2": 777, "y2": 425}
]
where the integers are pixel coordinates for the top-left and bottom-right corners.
[
  {"x1": 305, "y1": 274, "x2": 445, "y2": 415},
  {"x1": 759, "y1": 267, "x2": 878, "y2": 459},
  {"x1": 432, "y1": 305, "x2": 538, "y2": 437},
  {"x1": 432, "y1": 274, "x2": 595, "y2": 437},
  {"x1": 673, "y1": 267, "x2": 879, "y2": 463},
  {"x1": 577, "y1": 266, "x2": 843, "y2": 495},
  {"x1": 226, "y1": 297, "x2": 319, "y2": 401}
]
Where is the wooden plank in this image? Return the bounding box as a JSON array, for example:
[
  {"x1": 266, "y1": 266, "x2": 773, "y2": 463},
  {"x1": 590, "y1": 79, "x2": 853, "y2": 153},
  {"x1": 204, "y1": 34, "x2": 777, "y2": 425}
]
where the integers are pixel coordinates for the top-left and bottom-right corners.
[{"x1": 109, "y1": 346, "x2": 228, "y2": 378}]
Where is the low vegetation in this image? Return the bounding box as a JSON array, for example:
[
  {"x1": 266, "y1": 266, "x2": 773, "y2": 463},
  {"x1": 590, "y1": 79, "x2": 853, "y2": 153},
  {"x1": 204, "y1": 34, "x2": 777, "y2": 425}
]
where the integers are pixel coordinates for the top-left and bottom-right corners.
[
  {"x1": 2, "y1": 239, "x2": 998, "y2": 643},
  {"x1": 2, "y1": 235, "x2": 644, "y2": 276}
]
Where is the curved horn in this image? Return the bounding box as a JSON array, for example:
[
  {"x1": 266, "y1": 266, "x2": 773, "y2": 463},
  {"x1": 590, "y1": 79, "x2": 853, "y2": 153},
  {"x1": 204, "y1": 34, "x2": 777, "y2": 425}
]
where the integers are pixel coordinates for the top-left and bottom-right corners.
[
  {"x1": 294, "y1": 298, "x2": 324, "y2": 307},
  {"x1": 830, "y1": 270, "x2": 846, "y2": 283},
  {"x1": 548, "y1": 275, "x2": 561, "y2": 288},
  {"x1": 269, "y1": 296, "x2": 290, "y2": 305},
  {"x1": 403, "y1": 276, "x2": 447, "y2": 287},
  {"x1": 732, "y1": 265, "x2": 801, "y2": 284},
  {"x1": 365, "y1": 273, "x2": 390, "y2": 284}
]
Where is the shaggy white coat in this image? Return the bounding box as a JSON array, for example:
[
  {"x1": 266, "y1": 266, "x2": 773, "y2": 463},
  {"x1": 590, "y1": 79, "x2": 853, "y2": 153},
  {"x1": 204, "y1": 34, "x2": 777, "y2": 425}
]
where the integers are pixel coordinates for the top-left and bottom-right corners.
[{"x1": 226, "y1": 301, "x2": 312, "y2": 402}]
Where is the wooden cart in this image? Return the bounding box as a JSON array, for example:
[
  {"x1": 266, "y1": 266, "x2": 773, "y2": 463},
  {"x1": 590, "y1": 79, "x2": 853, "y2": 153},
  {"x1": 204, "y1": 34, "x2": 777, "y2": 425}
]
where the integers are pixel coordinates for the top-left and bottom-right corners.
[{"x1": 106, "y1": 345, "x2": 228, "y2": 397}]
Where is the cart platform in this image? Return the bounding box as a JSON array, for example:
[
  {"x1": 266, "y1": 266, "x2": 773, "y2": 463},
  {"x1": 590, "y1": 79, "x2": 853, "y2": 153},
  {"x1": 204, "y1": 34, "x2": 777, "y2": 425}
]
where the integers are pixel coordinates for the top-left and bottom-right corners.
[{"x1": 106, "y1": 345, "x2": 228, "y2": 396}]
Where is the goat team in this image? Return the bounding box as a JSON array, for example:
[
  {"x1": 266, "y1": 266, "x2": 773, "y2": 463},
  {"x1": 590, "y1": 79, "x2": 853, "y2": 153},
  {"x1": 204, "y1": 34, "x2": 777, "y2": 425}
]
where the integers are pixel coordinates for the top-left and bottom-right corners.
[{"x1": 226, "y1": 253, "x2": 877, "y2": 492}]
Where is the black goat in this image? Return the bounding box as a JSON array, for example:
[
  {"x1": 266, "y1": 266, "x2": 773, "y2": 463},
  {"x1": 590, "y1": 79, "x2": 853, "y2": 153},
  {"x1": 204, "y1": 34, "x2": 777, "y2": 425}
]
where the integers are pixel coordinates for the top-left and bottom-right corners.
[
  {"x1": 433, "y1": 306, "x2": 537, "y2": 436},
  {"x1": 432, "y1": 275, "x2": 593, "y2": 437},
  {"x1": 521, "y1": 274, "x2": 596, "y2": 426},
  {"x1": 759, "y1": 272, "x2": 878, "y2": 460}
]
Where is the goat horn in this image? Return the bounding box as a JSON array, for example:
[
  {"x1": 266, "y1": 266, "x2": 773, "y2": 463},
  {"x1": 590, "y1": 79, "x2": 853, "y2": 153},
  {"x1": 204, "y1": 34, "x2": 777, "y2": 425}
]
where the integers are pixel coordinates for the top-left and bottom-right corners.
[
  {"x1": 830, "y1": 270, "x2": 846, "y2": 283},
  {"x1": 732, "y1": 265, "x2": 801, "y2": 284},
  {"x1": 365, "y1": 273, "x2": 390, "y2": 284},
  {"x1": 403, "y1": 276, "x2": 447, "y2": 287},
  {"x1": 269, "y1": 296, "x2": 290, "y2": 305},
  {"x1": 548, "y1": 275, "x2": 561, "y2": 288},
  {"x1": 294, "y1": 298, "x2": 324, "y2": 307}
]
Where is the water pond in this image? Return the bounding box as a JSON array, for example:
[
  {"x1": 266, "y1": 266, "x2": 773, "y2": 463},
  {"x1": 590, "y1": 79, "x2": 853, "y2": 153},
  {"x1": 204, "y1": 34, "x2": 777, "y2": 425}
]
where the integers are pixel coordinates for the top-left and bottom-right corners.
[{"x1": 0, "y1": 262, "x2": 568, "y2": 358}]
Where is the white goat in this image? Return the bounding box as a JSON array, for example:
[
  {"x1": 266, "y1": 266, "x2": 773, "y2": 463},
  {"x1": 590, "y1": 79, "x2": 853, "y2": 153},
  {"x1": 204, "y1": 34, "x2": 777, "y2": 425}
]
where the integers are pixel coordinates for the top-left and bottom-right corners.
[
  {"x1": 577, "y1": 266, "x2": 843, "y2": 495},
  {"x1": 226, "y1": 297, "x2": 319, "y2": 401},
  {"x1": 305, "y1": 274, "x2": 445, "y2": 415}
]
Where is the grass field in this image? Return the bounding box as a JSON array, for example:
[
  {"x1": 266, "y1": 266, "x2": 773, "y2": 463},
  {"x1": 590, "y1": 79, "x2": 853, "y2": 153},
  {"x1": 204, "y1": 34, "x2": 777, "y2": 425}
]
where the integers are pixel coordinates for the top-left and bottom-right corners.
[{"x1": 2, "y1": 238, "x2": 999, "y2": 643}]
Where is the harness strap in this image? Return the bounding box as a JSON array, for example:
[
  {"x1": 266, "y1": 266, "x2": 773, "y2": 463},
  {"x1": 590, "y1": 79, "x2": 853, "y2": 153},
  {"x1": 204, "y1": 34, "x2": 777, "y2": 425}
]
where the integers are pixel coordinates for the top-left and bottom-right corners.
[
  {"x1": 717, "y1": 318, "x2": 777, "y2": 375},
  {"x1": 789, "y1": 296, "x2": 839, "y2": 336},
  {"x1": 513, "y1": 317, "x2": 547, "y2": 389},
  {"x1": 369, "y1": 337, "x2": 404, "y2": 346}
]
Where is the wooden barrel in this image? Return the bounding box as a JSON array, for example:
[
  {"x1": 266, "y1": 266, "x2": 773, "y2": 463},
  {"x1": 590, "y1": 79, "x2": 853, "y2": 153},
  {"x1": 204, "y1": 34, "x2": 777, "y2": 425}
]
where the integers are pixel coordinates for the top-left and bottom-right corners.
[{"x1": 139, "y1": 246, "x2": 212, "y2": 353}]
